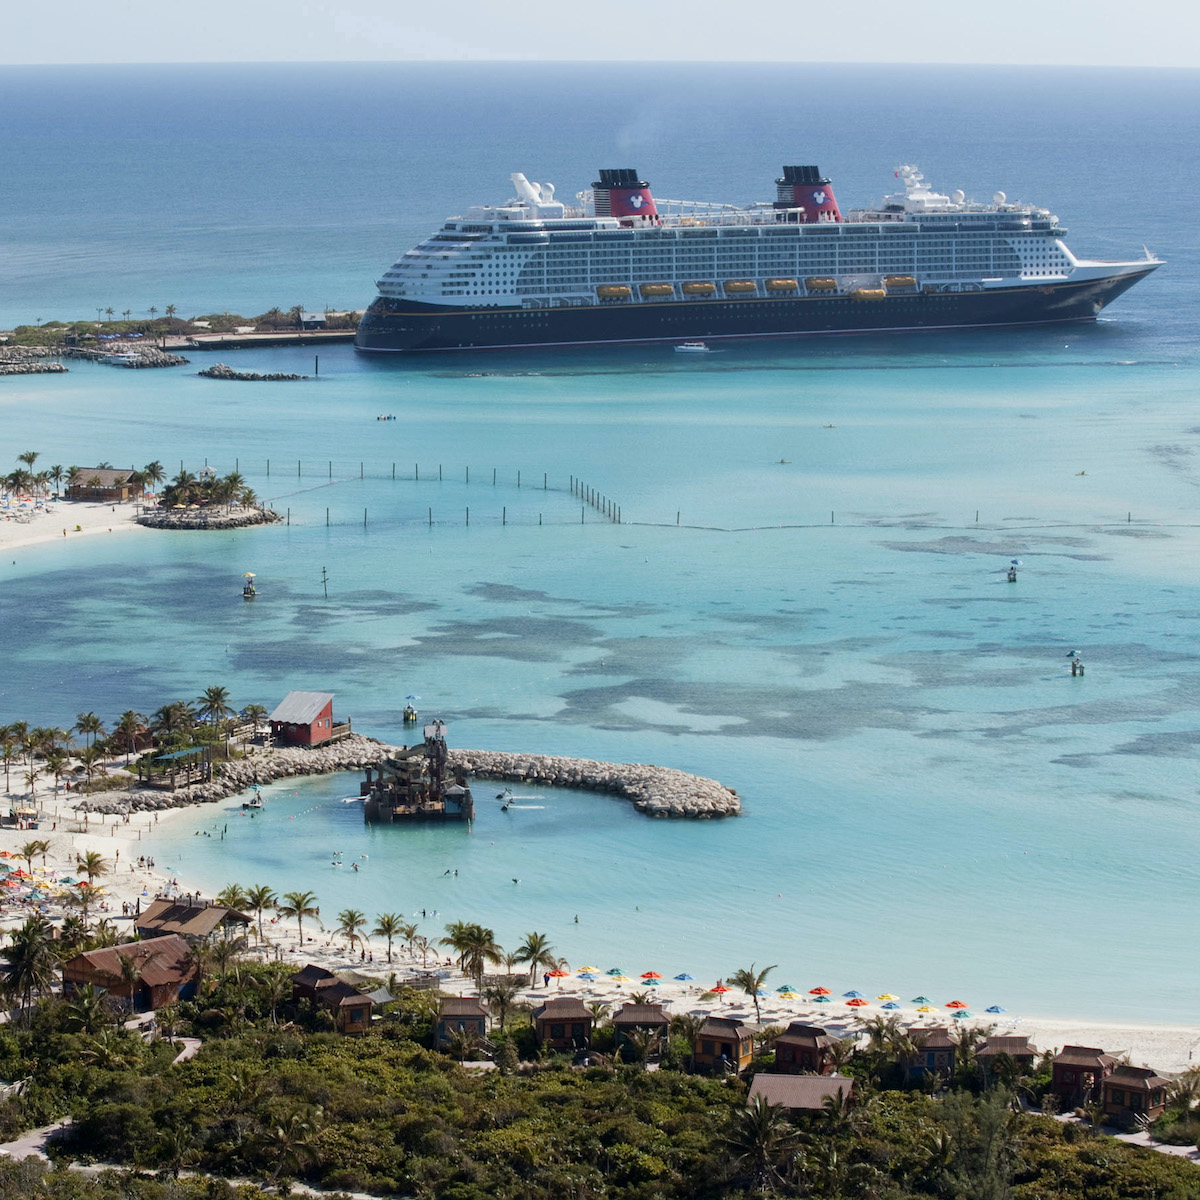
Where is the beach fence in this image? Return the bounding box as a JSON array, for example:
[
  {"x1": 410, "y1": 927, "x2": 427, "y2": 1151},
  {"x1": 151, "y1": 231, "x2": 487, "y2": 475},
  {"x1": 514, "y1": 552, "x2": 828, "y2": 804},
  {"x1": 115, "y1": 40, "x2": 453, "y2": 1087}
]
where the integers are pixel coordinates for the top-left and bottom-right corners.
[{"x1": 181, "y1": 460, "x2": 625, "y2": 530}]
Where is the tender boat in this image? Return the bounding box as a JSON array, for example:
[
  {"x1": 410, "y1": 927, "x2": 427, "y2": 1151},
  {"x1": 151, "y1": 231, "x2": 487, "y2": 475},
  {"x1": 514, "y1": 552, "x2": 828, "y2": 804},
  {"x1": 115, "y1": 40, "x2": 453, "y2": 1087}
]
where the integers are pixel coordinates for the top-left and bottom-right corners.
[{"x1": 674, "y1": 342, "x2": 711, "y2": 353}]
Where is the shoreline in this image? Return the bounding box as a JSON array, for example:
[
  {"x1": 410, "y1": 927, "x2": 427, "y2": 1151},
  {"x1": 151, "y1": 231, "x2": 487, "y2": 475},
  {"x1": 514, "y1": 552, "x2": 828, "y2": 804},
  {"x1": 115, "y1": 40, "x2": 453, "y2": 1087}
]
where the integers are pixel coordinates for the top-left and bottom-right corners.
[
  {"x1": 0, "y1": 499, "x2": 146, "y2": 553},
  {"x1": 6, "y1": 770, "x2": 1199, "y2": 1074}
]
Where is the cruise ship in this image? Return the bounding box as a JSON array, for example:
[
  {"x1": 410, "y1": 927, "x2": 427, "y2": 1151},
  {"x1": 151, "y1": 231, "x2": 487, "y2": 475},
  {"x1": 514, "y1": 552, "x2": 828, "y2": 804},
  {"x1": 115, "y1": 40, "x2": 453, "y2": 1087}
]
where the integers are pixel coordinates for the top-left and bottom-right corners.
[{"x1": 354, "y1": 164, "x2": 1159, "y2": 354}]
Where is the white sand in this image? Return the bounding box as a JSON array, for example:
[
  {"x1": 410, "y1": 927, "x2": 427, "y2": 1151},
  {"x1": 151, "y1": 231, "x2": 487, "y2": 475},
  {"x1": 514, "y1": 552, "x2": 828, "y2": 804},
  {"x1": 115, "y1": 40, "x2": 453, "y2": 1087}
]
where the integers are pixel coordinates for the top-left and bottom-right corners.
[
  {"x1": 0, "y1": 499, "x2": 145, "y2": 552},
  {"x1": 2, "y1": 769, "x2": 1198, "y2": 1075}
]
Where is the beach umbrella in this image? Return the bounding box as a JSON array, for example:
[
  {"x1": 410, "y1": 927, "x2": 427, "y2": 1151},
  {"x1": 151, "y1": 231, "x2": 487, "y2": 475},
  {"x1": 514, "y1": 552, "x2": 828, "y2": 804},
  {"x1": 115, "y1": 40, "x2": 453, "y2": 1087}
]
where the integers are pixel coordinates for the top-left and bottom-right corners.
[
  {"x1": 910, "y1": 996, "x2": 931, "y2": 1004},
  {"x1": 606, "y1": 968, "x2": 624, "y2": 976},
  {"x1": 985, "y1": 1005, "x2": 1007, "y2": 1014},
  {"x1": 813, "y1": 995, "x2": 832, "y2": 1004},
  {"x1": 846, "y1": 997, "x2": 869, "y2": 1007},
  {"x1": 776, "y1": 985, "x2": 797, "y2": 993},
  {"x1": 579, "y1": 966, "x2": 600, "y2": 973},
  {"x1": 641, "y1": 971, "x2": 662, "y2": 979},
  {"x1": 611, "y1": 974, "x2": 630, "y2": 983},
  {"x1": 406, "y1": 694, "x2": 421, "y2": 700},
  {"x1": 548, "y1": 969, "x2": 570, "y2": 978},
  {"x1": 882, "y1": 1001, "x2": 902, "y2": 1010},
  {"x1": 916, "y1": 1005, "x2": 937, "y2": 1013},
  {"x1": 779, "y1": 991, "x2": 799, "y2": 999},
  {"x1": 674, "y1": 973, "x2": 694, "y2": 981},
  {"x1": 579, "y1": 973, "x2": 597, "y2": 981},
  {"x1": 810, "y1": 986, "x2": 831, "y2": 995},
  {"x1": 953, "y1": 1011, "x2": 974, "y2": 1020},
  {"x1": 945, "y1": 1000, "x2": 968, "y2": 1009},
  {"x1": 643, "y1": 978, "x2": 661, "y2": 986},
  {"x1": 843, "y1": 990, "x2": 864, "y2": 999},
  {"x1": 876, "y1": 993, "x2": 899, "y2": 1001},
  {"x1": 711, "y1": 984, "x2": 730, "y2": 994}
]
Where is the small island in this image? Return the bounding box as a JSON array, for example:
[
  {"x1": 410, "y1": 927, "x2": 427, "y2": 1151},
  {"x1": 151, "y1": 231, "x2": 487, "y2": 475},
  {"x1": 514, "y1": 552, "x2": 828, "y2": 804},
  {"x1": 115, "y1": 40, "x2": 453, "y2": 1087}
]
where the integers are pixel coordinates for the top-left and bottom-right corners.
[{"x1": 198, "y1": 363, "x2": 307, "y2": 382}]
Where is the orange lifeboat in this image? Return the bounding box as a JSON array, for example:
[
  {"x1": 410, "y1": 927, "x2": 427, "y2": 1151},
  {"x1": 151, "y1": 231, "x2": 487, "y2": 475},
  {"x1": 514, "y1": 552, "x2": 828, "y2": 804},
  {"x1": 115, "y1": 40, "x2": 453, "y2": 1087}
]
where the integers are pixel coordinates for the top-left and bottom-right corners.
[
  {"x1": 596, "y1": 285, "x2": 632, "y2": 300},
  {"x1": 682, "y1": 281, "x2": 717, "y2": 295},
  {"x1": 884, "y1": 275, "x2": 917, "y2": 289},
  {"x1": 723, "y1": 280, "x2": 757, "y2": 294},
  {"x1": 805, "y1": 277, "x2": 837, "y2": 292},
  {"x1": 639, "y1": 283, "x2": 674, "y2": 297},
  {"x1": 851, "y1": 287, "x2": 887, "y2": 301},
  {"x1": 765, "y1": 279, "x2": 799, "y2": 293}
]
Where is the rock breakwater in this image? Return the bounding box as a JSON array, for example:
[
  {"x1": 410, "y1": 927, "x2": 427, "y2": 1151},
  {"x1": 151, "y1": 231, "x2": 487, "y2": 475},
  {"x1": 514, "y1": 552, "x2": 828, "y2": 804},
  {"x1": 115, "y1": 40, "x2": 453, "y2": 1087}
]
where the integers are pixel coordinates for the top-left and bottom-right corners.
[
  {"x1": 0, "y1": 361, "x2": 68, "y2": 376},
  {"x1": 198, "y1": 363, "x2": 307, "y2": 381},
  {"x1": 135, "y1": 507, "x2": 282, "y2": 531},
  {"x1": 74, "y1": 735, "x2": 740, "y2": 819}
]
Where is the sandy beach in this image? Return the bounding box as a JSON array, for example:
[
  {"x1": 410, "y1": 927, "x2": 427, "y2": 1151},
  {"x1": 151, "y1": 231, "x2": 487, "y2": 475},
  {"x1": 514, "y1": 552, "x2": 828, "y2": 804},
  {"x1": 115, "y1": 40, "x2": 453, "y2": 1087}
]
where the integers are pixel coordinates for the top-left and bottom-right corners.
[
  {"x1": 1, "y1": 768, "x2": 1196, "y2": 1076},
  {"x1": 0, "y1": 498, "x2": 145, "y2": 552}
]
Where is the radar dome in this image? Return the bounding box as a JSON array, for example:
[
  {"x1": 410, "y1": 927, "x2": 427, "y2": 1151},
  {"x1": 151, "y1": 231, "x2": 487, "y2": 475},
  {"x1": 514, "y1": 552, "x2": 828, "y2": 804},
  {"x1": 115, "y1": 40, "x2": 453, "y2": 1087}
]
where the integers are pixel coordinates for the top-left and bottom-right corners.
[
  {"x1": 993, "y1": 190, "x2": 1007, "y2": 205},
  {"x1": 951, "y1": 189, "x2": 965, "y2": 204}
]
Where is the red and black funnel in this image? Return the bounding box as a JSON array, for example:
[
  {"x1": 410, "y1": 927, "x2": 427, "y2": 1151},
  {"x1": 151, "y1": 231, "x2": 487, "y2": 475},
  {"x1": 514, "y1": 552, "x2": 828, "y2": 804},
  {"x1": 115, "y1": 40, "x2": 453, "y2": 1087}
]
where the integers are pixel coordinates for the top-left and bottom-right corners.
[
  {"x1": 593, "y1": 168, "x2": 658, "y2": 222},
  {"x1": 775, "y1": 165, "x2": 841, "y2": 224}
]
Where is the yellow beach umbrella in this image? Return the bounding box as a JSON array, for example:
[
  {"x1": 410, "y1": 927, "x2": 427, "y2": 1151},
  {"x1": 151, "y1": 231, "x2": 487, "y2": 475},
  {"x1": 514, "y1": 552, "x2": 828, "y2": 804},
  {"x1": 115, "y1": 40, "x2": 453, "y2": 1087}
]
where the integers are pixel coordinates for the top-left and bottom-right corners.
[
  {"x1": 916, "y1": 1005, "x2": 937, "y2": 1013},
  {"x1": 578, "y1": 966, "x2": 600, "y2": 973},
  {"x1": 876, "y1": 993, "x2": 899, "y2": 1001}
]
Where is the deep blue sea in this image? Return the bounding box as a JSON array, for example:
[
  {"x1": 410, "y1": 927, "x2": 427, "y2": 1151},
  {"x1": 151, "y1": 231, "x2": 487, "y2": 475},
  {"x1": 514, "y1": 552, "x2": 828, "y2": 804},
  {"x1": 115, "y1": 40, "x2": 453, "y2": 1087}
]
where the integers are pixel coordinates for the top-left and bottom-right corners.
[{"x1": 3, "y1": 63, "x2": 1200, "y2": 1022}]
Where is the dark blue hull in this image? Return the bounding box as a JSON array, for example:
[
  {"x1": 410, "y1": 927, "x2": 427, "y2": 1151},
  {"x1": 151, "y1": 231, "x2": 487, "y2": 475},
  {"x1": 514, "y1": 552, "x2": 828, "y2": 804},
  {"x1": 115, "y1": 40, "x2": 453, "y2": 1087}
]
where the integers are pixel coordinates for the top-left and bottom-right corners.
[{"x1": 354, "y1": 270, "x2": 1155, "y2": 354}]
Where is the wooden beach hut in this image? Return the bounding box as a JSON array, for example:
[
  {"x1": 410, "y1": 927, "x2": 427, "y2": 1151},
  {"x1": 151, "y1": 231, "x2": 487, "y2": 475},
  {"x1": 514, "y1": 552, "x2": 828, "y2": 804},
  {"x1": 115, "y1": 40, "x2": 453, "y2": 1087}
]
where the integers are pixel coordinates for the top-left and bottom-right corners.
[
  {"x1": 135, "y1": 897, "x2": 251, "y2": 944},
  {"x1": 268, "y1": 692, "x2": 338, "y2": 747},
  {"x1": 65, "y1": 467, "x2": 141, "y2": 503},
  {"x1": 436, "y1": 997, "x2": 491, "y2": 1049},
  {"x1": 976, "y1": 1034, "x2": 1038, "y2": 1082},
  {"x1": 903, "y1": 1027, "x2": 958, "y2": 1083},
  {"x1": 1051, "y1": 1046, "x2": 1116, "y2": 1107},
  {"x1": 748, "y1": 1073, "x2": 855, "y2": 1114},
  {"x1": 773, "y1": 1022, "x2": 838, "y2": 1074},
  {"x1": 290, "y1": 964, "x2": 374, "y2": 1035},
  {"x1": 694, "y1": 1016, "x2": 754, "y2": 1075},
  {"x1": 61, "y1": 935, "x2": 198, "y2": 1012},
  {"x1": 533, "y1": 997, "x2": 593, "y2": 1052},
  {"x1": 1101, "y1": 1064, "x2": 1171, "y2": 1128},
  {"x1": 611, "y1": 1002, "x2": 670, "y2": 1059}
]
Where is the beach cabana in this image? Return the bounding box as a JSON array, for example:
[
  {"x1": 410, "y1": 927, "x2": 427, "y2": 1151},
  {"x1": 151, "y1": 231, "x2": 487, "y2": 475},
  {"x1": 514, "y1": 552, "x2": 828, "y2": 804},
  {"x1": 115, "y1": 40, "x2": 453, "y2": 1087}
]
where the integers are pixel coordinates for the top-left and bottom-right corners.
[
  {"x1": 436, "y1": 997, "x2": 491, "y2": 1050},
  {"x1": 976, "y1": 1035, "x2": 1038, "y2": 1081},
  {"x1": 61, "y1": 934, "x2": 197, "y2": 1012},
  {"x1": 65, "y1": 468, "x2": 141, "y2": 503},
  {"x1": 773, "y1": 1022, "x2": 838, "y2": 1075},
  {"x1": 1101, "y1": 1064, "x2": 1171, "y2": 1128},
  {"x1": 268, "y1": 691, "x2": 350, "y2": 747},
  {"x1": 611, "y1": 1002, "x2": 669, "y2": 1059},
  {"x1": 694, "y1": 1016, "x2": 754, "y2": 1075},
  {"x1": 1051, "y1": 1046, "x2": 1116, "y2": 1107},
  {"x1": 135, "y1": 897, "x2": 251, "y2": 944},
  {"x1": 903, "y1": 1027, "x2": 958, "y2": 1083},
  {"x1": 748, "y1": 1073, "x2": 854, "y2": 1114},
  {"x1": 533, "y1": 997, "x2": 593, "y2": 1053},
  {"x1": 290, "y1": 963, "x2": 374, "y2": 1035}
]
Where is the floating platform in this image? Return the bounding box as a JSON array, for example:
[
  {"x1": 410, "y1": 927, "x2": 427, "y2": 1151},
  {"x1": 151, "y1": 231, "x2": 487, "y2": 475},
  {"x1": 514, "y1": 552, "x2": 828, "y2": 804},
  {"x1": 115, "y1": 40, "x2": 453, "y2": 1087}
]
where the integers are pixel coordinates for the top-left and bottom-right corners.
[{"x1": 361, "y1": 720, "x2": 474, "y2": 823}]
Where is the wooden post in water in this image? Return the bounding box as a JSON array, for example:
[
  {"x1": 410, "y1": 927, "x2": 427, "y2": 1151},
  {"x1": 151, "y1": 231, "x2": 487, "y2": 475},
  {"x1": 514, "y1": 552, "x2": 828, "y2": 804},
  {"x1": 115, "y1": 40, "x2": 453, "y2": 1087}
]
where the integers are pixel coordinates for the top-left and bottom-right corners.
[
  {"x1": 287, "y1": 507, "x2": 290, "y2": 525},
  {"x1": 503, "y1": 506, "x2": 506, "y2": 525},
  {"x1": 360, "y1": 462, "x2": 364, "y2": 479},
  {"x1": 543, "y1": 473, "x2": 547, "y2": 490},
  {"x1": 493, "y1": 468, "x2": 497, "y2": 485},
  {"x1": 415, "y1": 463, "x2": 419, "y2": 481},
  {"x1": 581, "y1": 507, "x2": 585, "y2": 524},
  {"x1": 315, "y1": 355, "x2": 319, "y2": 376},
  {"x1": 392, "y1": 463, "x2": 395, "y2": 479},
  {"x1": 326, "y1": 507, "x2": 329, "y2": 526},
  {"x1": 466, "y1": 507, "x2": 469, "y2": 526},
  {"x1": 363, "y1": 508, "x2": 367, "y2": 527},
  {"x1": 518, "y1": 471, "x2": 521, "y2": 488},
  {"x1": 429, "y1": 507, "x2": 433, "y2": 527},
  {"x1": 267, "y1": 459, "x2": 270, "y2": 476},
  {"x1": 439, "y1": 464, "x2": 443, "y2": 481},
  {"x1": 298, "y1": 459, "x2": 301, "y2": 477},
  {"x1": 466, "y1": 466, "x2": 470, "y2": 484},
  {"x1": 329, "y1": 461, "x2": 332, "y2": 478}
]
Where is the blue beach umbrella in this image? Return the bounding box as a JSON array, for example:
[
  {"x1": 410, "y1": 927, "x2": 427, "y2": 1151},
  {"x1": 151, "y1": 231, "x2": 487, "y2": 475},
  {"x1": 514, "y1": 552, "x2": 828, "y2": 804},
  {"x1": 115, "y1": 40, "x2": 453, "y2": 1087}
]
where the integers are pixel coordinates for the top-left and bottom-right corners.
[
  {"x1": 606, "y1": 968, "x2": 624, "y2": 976},
  {"x1": 813, "y1": 995, "x2": 832, "y2": 1004},
  {"x1": 579, "y1": 973, "x2": 597, "y2": 981},
  {"x1": 406, "y1": 694, "x2": 421, "y2": 700},
  {"x1": 776, "y1": 984, "x2": 797, "y2": 992},
  {"x1": 985, "y1": 1005, "x2": 1007, "y2": 1013},
  {"x1": 911, "y1": 996, "x2": 931, "y2": 1004},
  {"x1": 644, "y1": 978, "x2": 661, "y2": 986},
  {"x1": 882, "y1": 1001, "x2": 902, "y2": 1010},
  {"x1": 953, "y1": 1010, "x2": 974, "y2": 1020},
  {"x1": 674, "y1": 973, "x2": 694, "y2": 981},
  {"x1": 843, "y1": 990, "x2": 864, "y2": 999}
]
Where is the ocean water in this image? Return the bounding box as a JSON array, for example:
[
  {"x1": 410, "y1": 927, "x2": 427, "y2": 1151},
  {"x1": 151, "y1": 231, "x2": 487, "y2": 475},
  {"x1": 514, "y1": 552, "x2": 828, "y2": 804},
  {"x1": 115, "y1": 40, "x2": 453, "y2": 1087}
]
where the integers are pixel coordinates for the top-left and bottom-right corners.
[{"x1": 2, "y1": 63, "x2": 1200, "y2": 1022}]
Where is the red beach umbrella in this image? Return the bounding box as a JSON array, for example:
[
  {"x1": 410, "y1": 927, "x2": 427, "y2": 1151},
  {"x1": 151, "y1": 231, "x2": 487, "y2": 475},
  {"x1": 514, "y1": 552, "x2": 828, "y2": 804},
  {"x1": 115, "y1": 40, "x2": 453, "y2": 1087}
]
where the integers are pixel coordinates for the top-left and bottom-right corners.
[
  {"x1": 945, "y1": 1000, "x2": 968, "y2": 1009},
  {"x1": 548, "y1": 969, "x2": 570, "y2": 978},
  {"x1": 711, "y1": 983, "x2": 731, "y2": 994},
  {"x1": 809, "y1": 986, "x2": 831, "y2": 995},
  {"x1": 846, "y1": 997, "x2": 870, "y2": 1007},
  {"x1": 641, "y1": 971, "x2": 663, "y2": 979}
]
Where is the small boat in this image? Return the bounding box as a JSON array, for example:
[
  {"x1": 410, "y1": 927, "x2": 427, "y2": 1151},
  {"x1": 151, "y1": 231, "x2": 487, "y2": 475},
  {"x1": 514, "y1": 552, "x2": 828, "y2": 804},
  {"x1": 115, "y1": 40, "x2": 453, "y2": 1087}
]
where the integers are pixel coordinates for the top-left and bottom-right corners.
[
  {"x1": 403, "y1": 704, "x2": 419, "y2": 722},
  {"x1": 242, "y1": 785, "x2": 264, "y2": 810},
  {"x1": 674, "y1": 341, "x2": 711, "y2": 354},
  {"x1": 242, "y1": 571, "x2": 257, "y2": 599},
  {"x1": 496, "y1": 787, "x2": 513, "y2": 801}
]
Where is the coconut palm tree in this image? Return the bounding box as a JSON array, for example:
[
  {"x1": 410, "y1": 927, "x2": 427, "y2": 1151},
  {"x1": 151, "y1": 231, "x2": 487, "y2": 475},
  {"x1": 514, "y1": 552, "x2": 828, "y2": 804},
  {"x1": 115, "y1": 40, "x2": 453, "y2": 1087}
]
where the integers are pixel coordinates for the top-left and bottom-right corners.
[
  {"x1": 1, "y1": 915, "x2": 57, "y2": 1020},
  {"x1": 278, "y1": 890, "x2": 319, "y2": 950},
  {"x1": 217, "y1": 883, "x2": 250, "y2": 914},
  {"x1": 482, "y1": 978, "x2": 521, "y2": 1031},
  {"x1": 151, "y1": 700, "x2": 196, "y2": 744},
  {"x1": 61, "y1": 982, "x2": 113, "y2": 1034},
  {"x1": 18, "y1": 840, "x2": 47, "y2": 875},
  {"x1": 48, "y1": 465, "x2": 64, "y2": 495},
  {"x1": 0, "y1": 735, "x2": 18, "y2": 793},
  {"x1": 728, "y1": 962, "x2": 778, "y2": 1023},
  {"x1": 210, "y1": 935, "x2": 248, "y2": 984},
  {"x1": 256, "y1": 970, "x2": 289, "y2": 1026},
  {"x1": 245, "y1": 884, "x2": 276, "y2": 943},
  {"x1": 372, "y1": 912, "x2": 402, "y2": 963},
  {"x1": 336, "y1": 908, "x2": 367, "y2": 954},
  {"x1": 78, "y1": 744, "x2": 105, "y2": 787},
  {"x1": 722, "y1": 1093, "x2": 800, "y2": 1194},
  {"x1": 17, "y1": 451, "x2": 39, "y2": 473},
  {"x1": 74, "y1": 711, "x2": 104, "y2": 750},
  {"x1": 112, "y1": 710, "x2": 146, "y2": 764},
  {"x1": 80, "y1": 850, "x2": 110, "y2": 885},
  {"x1": 261, "y1": 1105, "x2": 323, "y2": 1186},
  {"x1": 515, "y1": 931, "x2": 558, "y2": 987},
  {"x1": 143, "y1": 460, "x2": 166, "y2": 490},
  {"x1": 197, "y1": 685, "x2": 235, "y2": 728},
  {"x1": 164, "y1": 305, "x2": 177, "y2": 321}
]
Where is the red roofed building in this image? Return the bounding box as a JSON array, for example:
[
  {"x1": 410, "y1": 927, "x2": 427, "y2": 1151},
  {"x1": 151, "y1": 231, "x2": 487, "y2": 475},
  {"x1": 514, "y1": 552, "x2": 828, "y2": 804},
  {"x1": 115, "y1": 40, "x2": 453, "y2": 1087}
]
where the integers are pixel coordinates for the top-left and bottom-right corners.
[
  {"x1": 61, "y1": 935, "x2": 199, "y2": 1012},
  {"x1": 268, "y1": 691, "x2": 339, "y2": 747}
]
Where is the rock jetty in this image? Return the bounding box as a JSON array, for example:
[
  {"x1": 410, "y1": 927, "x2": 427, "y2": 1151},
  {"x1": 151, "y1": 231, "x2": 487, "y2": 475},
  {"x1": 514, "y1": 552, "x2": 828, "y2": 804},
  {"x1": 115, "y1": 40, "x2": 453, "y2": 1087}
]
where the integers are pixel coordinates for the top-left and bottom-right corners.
[
  {"x1": 0, "y1": 361, "x2": 68, "y2": 376},
  {"x1": 135, "y1": 506, "x2": 282, "y2": 531},
  {"x1": 73, "y1": 734, "x2": 740, "y2": 820},
  {"x1": 198, "y1": 363, "x2": 307, "y2": 382}
]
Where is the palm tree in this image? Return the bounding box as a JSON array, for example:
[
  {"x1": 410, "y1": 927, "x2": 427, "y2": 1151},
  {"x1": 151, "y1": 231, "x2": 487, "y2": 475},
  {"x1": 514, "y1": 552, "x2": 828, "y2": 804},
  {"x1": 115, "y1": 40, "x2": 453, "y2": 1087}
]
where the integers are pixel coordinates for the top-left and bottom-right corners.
[
  {"x1": 372, "y1": 912, "x2": 402, "y2": 963},
  {"x1": 197, "y1": 685, "x2": 235, "y2": 728},
  {"x1": 336, "y1": 908, "x2": 367, "y2": 954},
  {"x1": 151, "y1": 700, "x2": 196, "y2": 744},
  {"x1": 18, "y1": 841, "x2": 47, "y2": 875},
  {"x1": 515, "y1": 931, "x2": 558, "y2": 987},
  {"x1": 723, "y1": 1094, "x2": 800, "y2": 1194},
  {"x1": 242, "y1": 704, "x2": 268, "y2": 736},
  {"x1": 164, "y1": 304, "x2": 177, "y2": 321},
  {"x1": 483, "y1": 978, "x2": 521, "y2": 1031},
  {"x1": 257, "y1": 970, "x2": 289, "y2": 1026},
  {"x1": 216, "y1": 883, "x2": 250, "y2": 914},
  {"x1": 112, "y1": 710, "x2": 146, "y2": 764},
  {"x1": 0, "y1": 735, "x2": 18, "y2": 793},
  {"x1": 48, "y1": 465, "x2": 64, "y2": 495},
  {"x1": 261, "y1": 1106, "x2": 323, "y2": 1185},
  {"x1": 278, "y1": 890, "x2": 319, "y2": 950},
  {"x1": 1, "y1": 916, "x2": 57, "y2": 1020},
  {"x1": 245, "y1": 885, "x2": 276, "y2": 943},
  {"x1": 78, "y1": 744, "x2": 105, "y2": 787},
  {"x1": 74, "y1": 711, "x2": 104, "y2": 750},
  {"x1": 728, "y1": 962, "x2": 777, "y2": 1023},
  {"x1": 143, "y1": 460, "x2": 166, "y2": 490},
  {"x1": 148, "y1": 306, "x2": 158, "y2": 321},
  {"x1": 17, "y1": 450, "x2": 39, "y2": 473},
  {"x1": 62, "y1": 982, "x2": 113, "y2": 1034},
  {"x1": 80, "y1": 850, "x2": 110, "y2": 885},
  {"x1": 105, "y1": 307, "x2": 114, "y2": 321},
  {"x1": 210, "y1": 935, "x2": 248, "y2": 984}
]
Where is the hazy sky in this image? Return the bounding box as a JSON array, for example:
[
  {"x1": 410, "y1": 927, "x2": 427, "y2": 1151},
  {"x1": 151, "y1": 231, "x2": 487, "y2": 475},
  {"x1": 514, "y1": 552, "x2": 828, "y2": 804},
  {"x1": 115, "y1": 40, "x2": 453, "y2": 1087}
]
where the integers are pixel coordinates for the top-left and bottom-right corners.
[{"x1": 5, "y1": 0, "x2": 1200, "y2": 67}]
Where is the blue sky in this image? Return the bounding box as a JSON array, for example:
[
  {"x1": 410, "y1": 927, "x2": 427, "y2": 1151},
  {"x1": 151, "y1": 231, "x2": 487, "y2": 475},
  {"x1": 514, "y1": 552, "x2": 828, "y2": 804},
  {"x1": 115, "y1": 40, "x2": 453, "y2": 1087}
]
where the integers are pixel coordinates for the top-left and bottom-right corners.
[{"x1": 5, "y1": 0, "x2": 1200, "y2": 66}]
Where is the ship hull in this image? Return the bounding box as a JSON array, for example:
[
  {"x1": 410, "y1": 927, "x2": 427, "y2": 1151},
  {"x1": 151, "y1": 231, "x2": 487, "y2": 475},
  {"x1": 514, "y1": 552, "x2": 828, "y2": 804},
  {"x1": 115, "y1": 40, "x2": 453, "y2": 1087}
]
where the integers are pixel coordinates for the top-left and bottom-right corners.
[{"x1": 355, "y1": 269, "x2": 1154, "y2": 354}]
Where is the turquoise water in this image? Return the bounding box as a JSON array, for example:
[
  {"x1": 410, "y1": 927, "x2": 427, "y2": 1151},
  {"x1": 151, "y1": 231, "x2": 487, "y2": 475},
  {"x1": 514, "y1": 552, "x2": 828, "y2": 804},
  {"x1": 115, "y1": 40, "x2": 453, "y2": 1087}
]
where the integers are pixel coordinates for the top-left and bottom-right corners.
[{"x1": 3, "y1": 63, "x2": 1200, "y2": 1022}]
